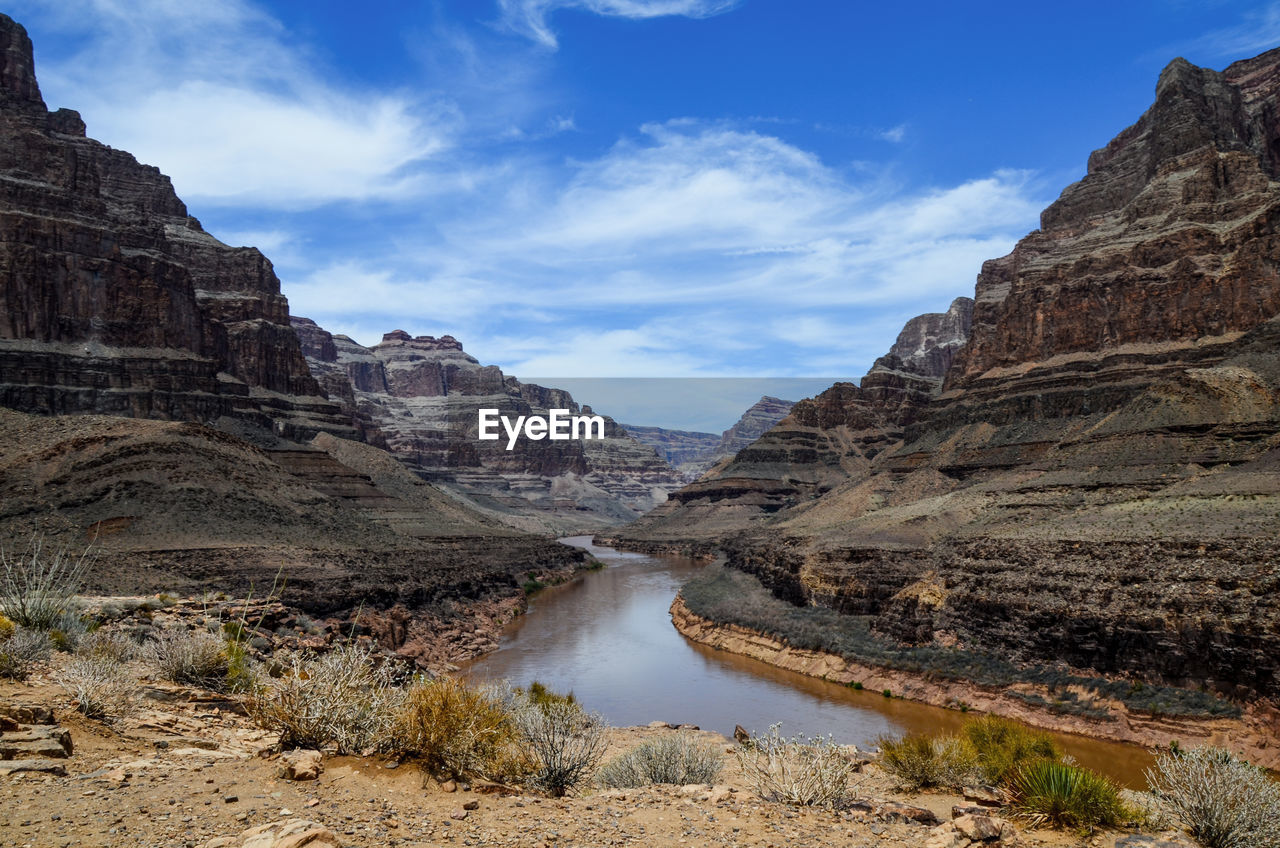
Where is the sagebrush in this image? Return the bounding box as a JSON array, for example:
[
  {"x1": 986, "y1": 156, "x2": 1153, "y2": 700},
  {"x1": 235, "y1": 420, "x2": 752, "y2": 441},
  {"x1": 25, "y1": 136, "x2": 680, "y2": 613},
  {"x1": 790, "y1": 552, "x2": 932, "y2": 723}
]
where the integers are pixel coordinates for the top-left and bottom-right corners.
[
  {"x1": 877, "y1": 732, "x2": 976, "y2": 790},
  {"x1": 394, "y1": 677, "x2": 525, "y2": 781},
  {"x1": 0, "y1": 627, "x2": 51, "y2": 680},
  {"x1": 1146, "y1": 747, "x2": 1280, "y2": 848},
  {"x1": 55, "y1": 654, "x2": 138, "y2": 720},
  {"x1": 736, "y1": 724, "x2": 859, "y2": 808},
  {"x1": 516, "y1": 698, "x2": 608, "y2": 797},
  {"x1": 597, "y1": 732, "x2": 724, "y2": 788},
  {"x1": 145, "y1": 628, "x2": 230, "y2": 689}
]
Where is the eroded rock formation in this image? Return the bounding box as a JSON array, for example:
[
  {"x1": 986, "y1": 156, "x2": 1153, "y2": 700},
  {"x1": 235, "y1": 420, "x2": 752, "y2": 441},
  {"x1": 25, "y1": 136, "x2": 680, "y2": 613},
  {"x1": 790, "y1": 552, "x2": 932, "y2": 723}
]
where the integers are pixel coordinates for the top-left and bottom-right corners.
[
  {"x1": 291, "y1": 319, "x2": 684, "y2": 532},
  {"x1": 0, "y1": 14, "x2": 350, "y2": 441},
  {"x1": 623, "y1": 395, "x2": 797, "y2": 481}
]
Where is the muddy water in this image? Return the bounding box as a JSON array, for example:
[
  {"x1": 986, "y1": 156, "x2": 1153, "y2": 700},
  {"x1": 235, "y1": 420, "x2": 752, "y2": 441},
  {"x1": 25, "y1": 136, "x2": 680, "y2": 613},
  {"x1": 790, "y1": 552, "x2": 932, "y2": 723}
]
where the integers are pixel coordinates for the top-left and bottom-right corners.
[{"x1": 464, "y1": 536, "x2": 1155, "y2": 788}]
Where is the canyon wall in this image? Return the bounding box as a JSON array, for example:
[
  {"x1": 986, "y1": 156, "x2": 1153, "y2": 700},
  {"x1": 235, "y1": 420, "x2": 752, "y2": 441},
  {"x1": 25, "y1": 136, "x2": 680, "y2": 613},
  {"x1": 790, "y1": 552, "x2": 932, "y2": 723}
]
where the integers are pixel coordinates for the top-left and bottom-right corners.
[
  {"x1": 622, "y1": 50, "x2": 1280, "y2": 706},
  {"x1": 292, "y1": 318, "x2": 684, "y2": 532}
]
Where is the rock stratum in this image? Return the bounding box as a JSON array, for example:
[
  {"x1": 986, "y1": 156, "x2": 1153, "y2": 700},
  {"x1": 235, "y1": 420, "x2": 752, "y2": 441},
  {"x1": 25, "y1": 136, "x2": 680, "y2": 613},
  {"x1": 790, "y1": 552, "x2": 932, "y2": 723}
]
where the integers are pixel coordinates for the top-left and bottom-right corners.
[
  {"x1": 618, "y1": 47, "x2": 1280, "y2": 728},
  {"x1": 0, "y1": 12, "x2": 588, "y2": 660},
  {"x1": 290, "y1": 319, "x2": 684, "y2": 533},
  {"x1": 623, "y1": 395, "x2": 797, "y2": 480}
]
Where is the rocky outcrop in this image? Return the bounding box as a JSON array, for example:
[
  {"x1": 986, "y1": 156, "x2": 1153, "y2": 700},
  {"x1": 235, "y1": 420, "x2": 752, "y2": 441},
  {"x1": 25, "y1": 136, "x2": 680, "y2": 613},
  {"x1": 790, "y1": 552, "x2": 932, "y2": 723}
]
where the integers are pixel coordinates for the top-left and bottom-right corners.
[
  {"x1": 620, "y1": 49, "x2": 1280, "y2": 709},
  {"x1": 0, "y1": 14, "x2": 351, "y2": 441},
  {"x1": 614, "y1": 297, "x2": 973, "y2": 541},
  {"x1": 291, "y1": 319, "x2": 684, "y2": 532}
]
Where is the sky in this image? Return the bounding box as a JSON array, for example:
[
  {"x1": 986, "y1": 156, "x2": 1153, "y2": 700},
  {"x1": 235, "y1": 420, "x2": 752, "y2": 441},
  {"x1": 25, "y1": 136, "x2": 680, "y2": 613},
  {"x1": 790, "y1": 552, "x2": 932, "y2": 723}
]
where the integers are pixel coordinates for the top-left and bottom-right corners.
[{"x1": 10, "y1": 0, "x2": 1280, "y2": 393}]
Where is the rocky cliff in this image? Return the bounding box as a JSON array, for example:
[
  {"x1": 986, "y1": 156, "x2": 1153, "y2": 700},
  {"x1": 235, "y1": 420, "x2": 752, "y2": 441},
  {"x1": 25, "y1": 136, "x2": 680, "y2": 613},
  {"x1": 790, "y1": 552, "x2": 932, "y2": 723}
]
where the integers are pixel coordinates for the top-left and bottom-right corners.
[
  {"x1": 621, "y1": 50, "x2": 1280, "y2": 713},
  {"x1": 615, "y1": 297, "x2": 973, "y2": 541},
  {"x1": 0, "y1": 14, "x2": 351, "y2": 442},
  {"x1": 292, "y1": 319, "x2": 684, "y2": 532}
]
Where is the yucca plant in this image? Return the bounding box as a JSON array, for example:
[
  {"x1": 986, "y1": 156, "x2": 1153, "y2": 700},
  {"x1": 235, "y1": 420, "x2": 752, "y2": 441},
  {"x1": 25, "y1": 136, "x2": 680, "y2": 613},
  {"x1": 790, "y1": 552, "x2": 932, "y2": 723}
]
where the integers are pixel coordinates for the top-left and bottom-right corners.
[{"x1": 1007, "y1": 759, "x2": 1128, "y2": 832}]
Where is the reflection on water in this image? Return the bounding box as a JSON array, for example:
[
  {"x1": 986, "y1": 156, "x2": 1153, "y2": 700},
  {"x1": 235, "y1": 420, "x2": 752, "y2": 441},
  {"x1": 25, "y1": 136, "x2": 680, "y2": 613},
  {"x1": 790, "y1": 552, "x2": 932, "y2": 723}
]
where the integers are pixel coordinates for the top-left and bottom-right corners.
[{"x1": 463, "y1": 535, "x2": 1154, "y2": 787}]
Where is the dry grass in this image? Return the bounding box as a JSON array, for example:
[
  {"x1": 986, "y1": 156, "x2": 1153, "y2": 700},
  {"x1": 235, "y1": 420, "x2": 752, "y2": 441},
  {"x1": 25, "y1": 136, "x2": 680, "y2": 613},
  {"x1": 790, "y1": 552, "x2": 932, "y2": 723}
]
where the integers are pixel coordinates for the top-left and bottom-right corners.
[
  {"x1": 736, "y1": 724, "x2": 860, "y2": 808},
  {"x1": 54, "y1": 654, "x2": 138, "y2": 721},
  {"x1": 393, "y1": 677, "x2": 525, "y2": 781},
  {"x1": 248, "y1": 644, "x2": 403, "y2": 754},
  {"x1": 144, "y1": 628, "x2": 230, "y2": 689},
  {"x1": 597, "y1": 732, "x2": 724, "y2": 788}
]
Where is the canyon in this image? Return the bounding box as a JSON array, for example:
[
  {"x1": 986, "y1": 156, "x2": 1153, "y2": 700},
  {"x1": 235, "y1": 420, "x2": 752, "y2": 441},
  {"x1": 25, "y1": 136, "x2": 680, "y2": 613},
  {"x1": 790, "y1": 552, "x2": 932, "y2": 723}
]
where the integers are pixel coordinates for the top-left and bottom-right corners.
[
  {"x1": 613, "y1": 46, "x2": 1280, "y2": 744},
  {"x1": 622, "y1": 395, "x2": 797, "y2": 480}
]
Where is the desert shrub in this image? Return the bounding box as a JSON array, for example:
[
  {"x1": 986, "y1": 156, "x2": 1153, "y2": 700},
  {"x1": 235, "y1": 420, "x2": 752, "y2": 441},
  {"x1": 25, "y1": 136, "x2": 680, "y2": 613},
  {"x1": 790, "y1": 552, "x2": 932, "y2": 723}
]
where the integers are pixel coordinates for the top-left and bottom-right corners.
[
  {"x1": 0, "y1": 612, "x2": 14, "y2": 641},
  {"x1": 963, "y1": 714, "x2": 1059, "y2": 786},
  {"x1": 0, "y1": 539, "x2": 93, "y2": 631},
  {"x1": 145, "y1": 628, "x2": 230, "y2": 689},
  {"x1": 518, "y1": 680, "x2": 577, "y2": 710},
  {"x1": 55, "y1": 654, "x2": 138, "y2": 720},
  {"x1": 248, "y1": 644, "x2": 403, "y2": 754},
  {"x1": 0, "y1": 627, "x2": 51, "y2": 680},
  {"x1": 77, "y1": 628, "x2": 137, "y2": 663},
  {"x1": 1007, "y1": 759, "x2": 1128, "y2": 831},
  {"x1": 393, "y1": 676, "x2": 524, "y2": 781},
  {"x1": 597, "y1": 732, "x2": 724, "y2": 788},
  {"x1": 736, "y1": 724, "x2": 860, "y2": 808},
  {"x1": 515, "y1": 698, "x2": 608, "y2": 797},
  {"x1": 878, "y1": 732, "x2": 977, "y2": 790},
  {"x1": 222, "y1": 638, "x2": 257, "y2": 693},
  {"x1": 1146, "y1": 747, "x2": 1280, "y2": 848}
]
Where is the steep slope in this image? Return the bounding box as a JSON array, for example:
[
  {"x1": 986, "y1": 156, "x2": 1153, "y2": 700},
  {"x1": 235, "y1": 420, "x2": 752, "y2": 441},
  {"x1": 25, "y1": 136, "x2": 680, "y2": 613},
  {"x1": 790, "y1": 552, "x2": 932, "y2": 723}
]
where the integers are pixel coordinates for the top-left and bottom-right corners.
[
  {"x1": 628, "y1": 49, "x2": 1280, "y2": 724},
  {"x1": 292, "y1": 319, "x2": 684, "y2": 532},
  {"x1": 0, "y1": 15, "x2": 351, "y2": 441}
]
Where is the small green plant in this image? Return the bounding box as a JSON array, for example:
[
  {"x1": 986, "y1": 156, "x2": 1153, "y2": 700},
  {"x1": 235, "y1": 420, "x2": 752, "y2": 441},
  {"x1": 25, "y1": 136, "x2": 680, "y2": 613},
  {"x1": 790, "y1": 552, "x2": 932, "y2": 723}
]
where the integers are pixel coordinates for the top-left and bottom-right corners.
[
  {"x1": 882, "y1": 688, "x2": 891, "y2": 698},
  {"x1": 962, "y1": 715, "x2": 1059, "y2": 786},
  {"x1": 522, "y1": 579, "x2": 547, "y2": 595},
  {"x1": 517, "y1": 680, "x2": 577, "y2": 710},
  {"x1": 1007, "y1": 760, "x2": 1128, "y2": 832},
  {"x1": 849, "y1": 681, "x2": 862, "y2": 690},
  {"x1": 878, "y1": 733, "x2": 977, "y2": 790},
  {"x1": 597, "y1": 732, "x2": 724, "y2": 788}
]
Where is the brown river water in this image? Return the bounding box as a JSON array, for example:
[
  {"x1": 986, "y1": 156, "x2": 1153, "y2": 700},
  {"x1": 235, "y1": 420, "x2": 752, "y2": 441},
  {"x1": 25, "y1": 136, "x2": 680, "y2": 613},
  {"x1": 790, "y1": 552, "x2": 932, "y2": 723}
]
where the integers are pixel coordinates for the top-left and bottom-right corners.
[{"x1": 464, "y1": 536, "x2": 1155, "y2": 788}]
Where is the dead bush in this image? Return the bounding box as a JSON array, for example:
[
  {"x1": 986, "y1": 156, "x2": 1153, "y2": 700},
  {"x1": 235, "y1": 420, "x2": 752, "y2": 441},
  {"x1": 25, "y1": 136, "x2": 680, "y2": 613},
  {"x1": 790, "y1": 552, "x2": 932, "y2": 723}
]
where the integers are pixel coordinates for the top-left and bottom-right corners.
[
  {"x1": 1147, "y1": 747, "x2": 1280, "y2": 848},
  {"x1": 55, "y1": 654, "x2": 138, "y2": 720},
  {"x1": 144, "y1": 628, "x2": 229, "y2": 689}
]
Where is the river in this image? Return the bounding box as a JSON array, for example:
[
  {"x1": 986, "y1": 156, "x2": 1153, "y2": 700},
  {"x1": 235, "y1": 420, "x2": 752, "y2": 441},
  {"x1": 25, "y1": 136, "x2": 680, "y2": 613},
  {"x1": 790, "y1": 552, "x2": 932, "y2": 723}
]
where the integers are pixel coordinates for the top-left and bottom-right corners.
[{"x1": 464, "y1": 536, "x2": 1155, "y2": 788}]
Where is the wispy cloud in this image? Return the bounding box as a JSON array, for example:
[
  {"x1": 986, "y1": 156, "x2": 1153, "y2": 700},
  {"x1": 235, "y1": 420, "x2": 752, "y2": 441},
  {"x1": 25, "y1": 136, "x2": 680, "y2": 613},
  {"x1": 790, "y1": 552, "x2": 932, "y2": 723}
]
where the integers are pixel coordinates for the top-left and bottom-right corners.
[
  {"x1": 1158, "y1": 1, "x2": 1280, "y2": 64},
  {"x1": 496, "y1": 0, "x2": 741, "y2": 48},
  {"x1": 13, "y1": 0, "x2": 451, "y2": 207},
  {"x1": 290, "y1": 120, "x2": 1047, "y2": 376}
]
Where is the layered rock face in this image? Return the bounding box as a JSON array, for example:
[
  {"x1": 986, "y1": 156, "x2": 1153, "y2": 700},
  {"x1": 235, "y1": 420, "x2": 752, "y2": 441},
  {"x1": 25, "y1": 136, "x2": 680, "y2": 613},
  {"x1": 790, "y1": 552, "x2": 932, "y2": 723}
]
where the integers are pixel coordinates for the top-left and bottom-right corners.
[
  {"x1": 292, "y1": 319, "x2": 683, "y2": 532},
  {"x1": 0, "y1": 14, "x2": 351, "y2": 441},
  {"x1": 616, "y1": 297, "x2": 973, "y2": 540},
  {"x1": 623, "y1": 395, "x2": 797, "y2": 481},
  {"x1": 622, "y1": 51, "x2": 1280, "y2": 705}
]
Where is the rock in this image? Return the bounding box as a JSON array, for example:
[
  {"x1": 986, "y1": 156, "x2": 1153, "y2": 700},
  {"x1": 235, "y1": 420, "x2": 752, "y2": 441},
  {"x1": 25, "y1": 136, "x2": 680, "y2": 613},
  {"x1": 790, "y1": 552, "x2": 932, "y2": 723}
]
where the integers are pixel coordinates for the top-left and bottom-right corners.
[
  {"x1": 733, "y1": 725, "x2": 750, "y2": 745},
  {"x1": 224, "y1": 818, "x2": 341, "y2": 848},
  {"x1": 952, "y1": 804, "x2": 993, "y2": 819},
  {"x1": 0, "y1": 758, "x2": 67, "y2": 776},
  {"x1": 276, "y1": 749, "x2": 323, "y2": 781},
  {"x1": 462, "y1": 800, "x2": 479, "y2": 811},
  {"x1": 953, "y1": 813, "x2": 1006, "y2": 841},
  {"x1": 0, "y1": 715, "x2": 18, "y2": 732},
  {"x1": 440, "y1": 779, "x2": 457, "y2": 793},
  {"x1": 0, "y1": 725, "x2": 72, "y2": 759},
  {"x1": 450, "y1": 808, "x2": 469, "y2": 820},
  {"x1": 1113, "y1": 835, "x2": 1199, "y2": 848},
  {"x1": 961, "y1": 786, "x2": 1002, "y2": 807},
  {"x1": 876, "y1": 800, "x2": 941, "y2": 825},
  {"x1": 648, "y1": 721, "x2": 675, "y2": 729}
]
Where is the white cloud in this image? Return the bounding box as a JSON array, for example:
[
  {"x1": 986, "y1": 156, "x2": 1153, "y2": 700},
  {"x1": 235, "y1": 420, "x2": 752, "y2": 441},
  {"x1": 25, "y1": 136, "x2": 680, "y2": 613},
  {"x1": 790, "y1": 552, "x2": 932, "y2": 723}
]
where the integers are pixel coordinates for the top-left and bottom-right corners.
[
  {"x1": 290, "y1": 120, "x2": 1047, "y2": 377},
  {"x1": 497, "y1": 0, "x2": 741, "y2": 48},
  {"x1": 15, "y1": 0, "x2": 451, "y2": 207},
  {"x1": 879, "y1": 125, "x2": 907, "y2": 143}
]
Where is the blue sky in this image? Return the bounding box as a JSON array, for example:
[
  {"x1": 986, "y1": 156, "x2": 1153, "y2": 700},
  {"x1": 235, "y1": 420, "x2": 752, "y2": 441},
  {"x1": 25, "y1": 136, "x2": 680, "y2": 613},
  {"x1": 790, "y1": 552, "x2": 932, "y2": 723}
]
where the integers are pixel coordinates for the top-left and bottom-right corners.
[{"x1": 11, "y1": 0, "x2": 1280, "y2": 384}]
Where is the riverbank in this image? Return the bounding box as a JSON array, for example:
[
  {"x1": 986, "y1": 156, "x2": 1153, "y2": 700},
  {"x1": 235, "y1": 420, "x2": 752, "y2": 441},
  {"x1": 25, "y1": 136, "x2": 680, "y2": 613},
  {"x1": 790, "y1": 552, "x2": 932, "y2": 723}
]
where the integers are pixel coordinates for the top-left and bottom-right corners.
[{"x1": 670, "y1": 595, "x2": 1280, "y2": 771}]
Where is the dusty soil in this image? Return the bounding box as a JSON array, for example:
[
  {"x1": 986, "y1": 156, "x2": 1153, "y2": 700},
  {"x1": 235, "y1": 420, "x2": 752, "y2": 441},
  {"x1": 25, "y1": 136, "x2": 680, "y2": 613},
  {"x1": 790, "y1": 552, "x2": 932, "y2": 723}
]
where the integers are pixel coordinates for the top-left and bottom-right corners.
[{"x1": 0, "y1": 611, "x2": 1193, "y2": 848}]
